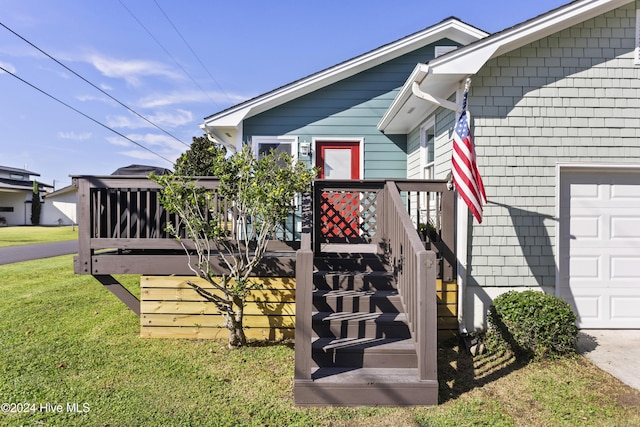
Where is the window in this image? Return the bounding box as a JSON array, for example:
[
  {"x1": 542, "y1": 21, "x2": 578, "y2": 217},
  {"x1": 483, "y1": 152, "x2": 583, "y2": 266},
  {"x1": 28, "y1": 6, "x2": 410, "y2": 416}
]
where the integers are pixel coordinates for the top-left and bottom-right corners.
[
  {"x1": 419, "y1": 119, "x2": 437, "y2": 228},
  {"x1": 10, "y1": 174, "x2": 25, "y2": 180},
  {"x1": 636, "y1": 10, "x2": 640, "y2": 65},
  {"x1": 420, "y1": 119, "x2": 435, "y2": 180},
  {"x1": 252, "y1": 136, "x2": 298, "y2": 162}
]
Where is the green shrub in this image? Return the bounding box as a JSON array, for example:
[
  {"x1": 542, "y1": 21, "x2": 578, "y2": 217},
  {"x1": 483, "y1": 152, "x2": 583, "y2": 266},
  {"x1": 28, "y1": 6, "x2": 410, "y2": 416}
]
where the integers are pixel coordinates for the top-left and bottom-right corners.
[{"x1": 484, "y1": 290, "x2": 578, "y2": 360}]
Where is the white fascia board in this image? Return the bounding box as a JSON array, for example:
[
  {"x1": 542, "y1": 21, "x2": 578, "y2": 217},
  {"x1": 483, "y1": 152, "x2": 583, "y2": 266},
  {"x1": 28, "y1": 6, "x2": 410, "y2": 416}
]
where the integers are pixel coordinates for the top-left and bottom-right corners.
[{"x1": 202, "y1": 19, "x2": 488, "y2": 132}]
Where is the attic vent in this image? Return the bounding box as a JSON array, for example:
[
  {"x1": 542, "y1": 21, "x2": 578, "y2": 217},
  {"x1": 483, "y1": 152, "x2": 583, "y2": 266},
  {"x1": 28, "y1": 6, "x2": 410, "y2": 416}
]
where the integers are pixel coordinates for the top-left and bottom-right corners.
[
  {"x1": 635, "y1": 10, "x2": 640, "y2": 65},
  {"x1": 435, "y1": 45, "x2": 457, "y2": 58}
]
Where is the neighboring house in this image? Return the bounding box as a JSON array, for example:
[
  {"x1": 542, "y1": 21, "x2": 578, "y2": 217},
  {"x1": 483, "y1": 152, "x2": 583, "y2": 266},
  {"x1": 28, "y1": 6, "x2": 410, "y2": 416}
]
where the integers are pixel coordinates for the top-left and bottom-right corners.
[
  {"x1": 0, "y1": 165, "x2": 52, "y2": 226},
  {"x1": 202, "y1": 0, "x2": 640, "y2": 331},
  {"x1": 41, "y1": 185, "x2": 77, "y2": 226}
]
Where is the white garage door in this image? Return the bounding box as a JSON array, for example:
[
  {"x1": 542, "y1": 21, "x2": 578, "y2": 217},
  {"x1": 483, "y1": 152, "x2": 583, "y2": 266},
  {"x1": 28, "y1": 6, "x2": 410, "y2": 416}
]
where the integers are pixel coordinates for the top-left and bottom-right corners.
[{"x1": 558, "y1": 167, "x2": 640, "y2": 329}]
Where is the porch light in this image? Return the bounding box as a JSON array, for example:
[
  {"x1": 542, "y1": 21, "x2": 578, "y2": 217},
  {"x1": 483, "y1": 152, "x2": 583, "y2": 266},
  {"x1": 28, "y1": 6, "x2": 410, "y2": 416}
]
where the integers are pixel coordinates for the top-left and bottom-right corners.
[{"x1": 300, "y1": 141, "x2": 311, "y2": 156}]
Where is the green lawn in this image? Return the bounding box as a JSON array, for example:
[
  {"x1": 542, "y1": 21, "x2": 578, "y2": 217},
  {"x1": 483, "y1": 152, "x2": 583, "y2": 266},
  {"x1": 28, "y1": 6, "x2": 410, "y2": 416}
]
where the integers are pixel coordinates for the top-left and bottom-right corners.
[
  {"x1": 0, "y1": 226, "x2": 78, "y2": 247},
  {"x1": 1, "y1": 256, "x2": 639, "y2": 426}
]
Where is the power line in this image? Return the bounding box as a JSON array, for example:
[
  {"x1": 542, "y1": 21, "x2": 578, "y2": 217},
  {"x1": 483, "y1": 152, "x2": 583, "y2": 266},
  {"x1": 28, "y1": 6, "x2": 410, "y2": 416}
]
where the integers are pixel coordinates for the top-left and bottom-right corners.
[
  {"x1": 118, "y1": 0, "x2": 223, "y2": 110},
  {"x1": 0, "y1": 20, "x2": 190, "y2": 149},
  {"x1": 0, "y1": 64, "x2": 174, "y2": 166},
  {"x1": 152, "y1": 0, "x2": 233, "y2": 105}
]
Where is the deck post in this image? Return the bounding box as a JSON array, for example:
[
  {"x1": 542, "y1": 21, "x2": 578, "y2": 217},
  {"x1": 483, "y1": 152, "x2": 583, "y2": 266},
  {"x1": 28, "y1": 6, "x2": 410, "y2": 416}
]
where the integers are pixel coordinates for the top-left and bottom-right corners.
[
  {"x1": 74, "y1": 177, "x2": 92, "y2": 274},
  {"x1": 294, "y1": 191, "x2": 313, "y2": 381}
]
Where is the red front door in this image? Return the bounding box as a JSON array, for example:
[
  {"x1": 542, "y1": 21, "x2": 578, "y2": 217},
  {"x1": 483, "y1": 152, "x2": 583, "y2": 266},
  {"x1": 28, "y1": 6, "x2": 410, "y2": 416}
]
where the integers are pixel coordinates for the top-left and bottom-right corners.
[
  {"x1": 316, "y1": 141, "x2": 360, "y2": 180},
  {"x1": 316, "y1": 141, "x2": 360, "y2": 238}
]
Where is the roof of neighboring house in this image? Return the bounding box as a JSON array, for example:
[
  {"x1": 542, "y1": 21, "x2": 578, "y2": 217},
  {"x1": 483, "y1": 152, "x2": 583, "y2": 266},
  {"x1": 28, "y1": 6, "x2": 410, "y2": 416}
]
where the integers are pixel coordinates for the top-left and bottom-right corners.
[
  {"x1": 0, "y1": 178, "x2": 53, "y2": 193},
  {"x1": 111, "y1": 164, "x2": 173, "y2": 176},
  {"x1": 43, "y1": 184, "x2": 76, "y2": 199},
  {"x1": 0, "y1": 165, "x2": 40, "y2": 177},
  {"x1": 379, "y1": 0, "x2": 635, "y2": 133},
  {"x1": 201, "y1": 17, "x2": 489, "y2": 149}
]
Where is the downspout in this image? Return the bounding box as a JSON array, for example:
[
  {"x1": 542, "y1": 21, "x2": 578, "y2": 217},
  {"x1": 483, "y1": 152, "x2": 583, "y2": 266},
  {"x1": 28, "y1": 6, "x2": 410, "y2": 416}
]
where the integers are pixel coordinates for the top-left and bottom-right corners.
[{"x1": 410, "y1": 65, "x2": 461, "y2": 113}]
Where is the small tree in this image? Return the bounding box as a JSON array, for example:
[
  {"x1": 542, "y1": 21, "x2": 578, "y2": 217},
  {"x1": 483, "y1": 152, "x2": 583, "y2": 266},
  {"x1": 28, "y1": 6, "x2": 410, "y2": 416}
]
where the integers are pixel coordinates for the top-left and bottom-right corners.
[
  {"x1": 174, "y1": 135, "x2": 226, "y2": 176},
  {"x1": 152, "y1": 146, "x2": 316, "y2": 348},
  {"x1": 31, "y1": 180, "x2": 41, "y2": 226}
]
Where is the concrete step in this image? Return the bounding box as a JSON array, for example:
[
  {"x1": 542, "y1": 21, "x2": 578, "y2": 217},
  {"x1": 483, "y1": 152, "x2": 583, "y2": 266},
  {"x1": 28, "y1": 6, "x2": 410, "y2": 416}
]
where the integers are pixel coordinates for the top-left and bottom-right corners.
[
  {"x1": 312, "y1": 289, "x2": 402, "y2": 313},
  {"x1": 294, "y1": 368, "x2": 438, "y2": 406},
  {"x1": 312, "y1": 311, "x2": 410, "y2": 339},
  {"x1": 313, "y1": 270, "x2": 396, "y2": 291},
  {"x1": 312, "y1": 337, "x2": 417, "y2": 368}
]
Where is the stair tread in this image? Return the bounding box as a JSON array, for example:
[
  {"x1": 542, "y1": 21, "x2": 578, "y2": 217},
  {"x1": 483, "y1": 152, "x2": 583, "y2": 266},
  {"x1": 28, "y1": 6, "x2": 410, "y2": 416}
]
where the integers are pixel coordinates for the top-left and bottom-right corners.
[
  {"x1": 312, "y1": 311, "x2": 407, "y2": 322},
  {"x1": 313, "y1": 289, "x2": 398, "y2": 297},
  {"x1": 310, "y1": 367, "x2": 423, "y2": 383},
  {"x1": 313, "y1": 337, "x2": 415, "y2": 352},
  {"x1": 314, "y1": 270, "x2": 394, "y2": 276}
]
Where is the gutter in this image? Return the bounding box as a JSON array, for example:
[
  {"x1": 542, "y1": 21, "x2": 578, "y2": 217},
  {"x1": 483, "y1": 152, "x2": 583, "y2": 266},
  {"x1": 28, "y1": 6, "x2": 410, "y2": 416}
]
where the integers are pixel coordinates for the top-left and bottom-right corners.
[{"x1": 410, "y1": 64, "x2": 461, "y2": 113}]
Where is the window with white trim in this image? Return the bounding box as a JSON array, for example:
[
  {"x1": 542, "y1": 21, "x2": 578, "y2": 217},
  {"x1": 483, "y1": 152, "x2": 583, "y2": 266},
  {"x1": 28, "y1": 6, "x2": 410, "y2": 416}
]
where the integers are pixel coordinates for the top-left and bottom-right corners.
[
  {"x1": 420, "y1": 119, "x2": 435, "y2": 180},
  {"x1": 635, "y1": 10, "x2": 640, "y2": 65},
  {"x1": 419, "y1": 119, "x2": 437, "y2": 228},
  {"x1": 251, "y1": 136, "x2": 298, "y2": 161}
]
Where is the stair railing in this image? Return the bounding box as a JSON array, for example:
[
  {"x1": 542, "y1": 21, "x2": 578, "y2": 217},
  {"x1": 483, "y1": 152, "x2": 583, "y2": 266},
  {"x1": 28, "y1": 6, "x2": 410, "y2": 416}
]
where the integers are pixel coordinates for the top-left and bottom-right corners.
[{"x1": 384, "y1": 181, "x2": 438, "y2": 381}]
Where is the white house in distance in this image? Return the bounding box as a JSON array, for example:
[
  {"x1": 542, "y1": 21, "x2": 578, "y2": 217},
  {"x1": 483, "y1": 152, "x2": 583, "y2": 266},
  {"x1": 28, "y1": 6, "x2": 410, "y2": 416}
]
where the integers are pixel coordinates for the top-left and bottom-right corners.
[
  {"x1": 41, "y1": 185, "x2": 77, "y2": 226},
  {"x1": 0, "y1": 165, "x2": 52, "y2": 226}
]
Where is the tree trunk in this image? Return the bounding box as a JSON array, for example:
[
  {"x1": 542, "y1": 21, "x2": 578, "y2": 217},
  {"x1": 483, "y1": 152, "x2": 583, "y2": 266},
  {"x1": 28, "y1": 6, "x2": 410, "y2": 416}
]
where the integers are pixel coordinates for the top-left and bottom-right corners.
[{"x1": 226, "y1": 298, "x2": 246, "y2": 348}]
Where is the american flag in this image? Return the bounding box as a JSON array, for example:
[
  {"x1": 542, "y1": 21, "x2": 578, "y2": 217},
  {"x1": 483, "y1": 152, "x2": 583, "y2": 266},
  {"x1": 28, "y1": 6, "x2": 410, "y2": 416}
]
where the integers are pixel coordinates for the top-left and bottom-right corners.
[{"x1": 452, "y1": 85, "x2": 486, "y2": 223}]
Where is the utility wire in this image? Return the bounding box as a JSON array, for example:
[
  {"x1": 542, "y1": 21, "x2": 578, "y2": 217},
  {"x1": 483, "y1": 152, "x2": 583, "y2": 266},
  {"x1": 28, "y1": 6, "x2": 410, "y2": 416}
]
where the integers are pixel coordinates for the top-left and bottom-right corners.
[
  {"x1": 0, "y1": 64, "x2": 174, "y2": 165},
  {"x1": 152, "y1": 0, "x2": 233, "y2": 105},
  {"x1": 118, "y1": 0, "x2": 223, "y2": 110},
  {"x1": 0, "y1": 21, "x2": 190, "y2": 149}
]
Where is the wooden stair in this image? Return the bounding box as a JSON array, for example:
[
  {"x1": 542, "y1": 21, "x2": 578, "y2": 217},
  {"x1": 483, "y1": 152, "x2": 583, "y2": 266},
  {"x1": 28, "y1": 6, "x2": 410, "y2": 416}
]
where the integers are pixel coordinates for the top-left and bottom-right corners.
[{"x1": 294, "y1": 253, "x2": 438, "y2": 406}]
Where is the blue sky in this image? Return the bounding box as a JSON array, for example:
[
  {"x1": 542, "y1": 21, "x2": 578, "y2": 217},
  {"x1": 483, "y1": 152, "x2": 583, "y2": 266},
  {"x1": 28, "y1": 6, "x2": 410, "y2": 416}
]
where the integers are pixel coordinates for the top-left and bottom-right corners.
[{"x1": 0, "y1": 0, "x2": 568, "y2": 189}]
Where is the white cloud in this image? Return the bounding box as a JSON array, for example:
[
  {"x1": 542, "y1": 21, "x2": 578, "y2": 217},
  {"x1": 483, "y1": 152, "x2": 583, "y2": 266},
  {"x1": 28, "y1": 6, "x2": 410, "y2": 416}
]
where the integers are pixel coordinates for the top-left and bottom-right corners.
[
  {"x1": 58, "y1": 131, "x2": 92, "y2": 140},
  {"x1": 106, "y1": 114, "x2": 147, "y2": 130},
  {"x1": 106, "y1": 136, "x2": 132, "y2": 147},
  {"x1": 86, "y1": 54, "x2": 183, "y2": 86},
  {"x1": 0, "y1": 61, "x2": 16, "y2": 74},
  {"x1": 138, "y1": 89, "x2": 248, "y2": 109},
  {"x1": 107, "y1": 133, "x2": 186, "y2": 163},
  {"x1": 107, "y1": 109, "x2": 194, "y2": 130}
]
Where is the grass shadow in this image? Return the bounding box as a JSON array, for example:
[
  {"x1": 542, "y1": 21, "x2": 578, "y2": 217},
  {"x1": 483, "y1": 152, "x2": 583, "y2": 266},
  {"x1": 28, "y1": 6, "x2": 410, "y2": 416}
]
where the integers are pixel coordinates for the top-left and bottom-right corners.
[{"x1": 437, "y1": 336, "x2": 529, "y2": 404}]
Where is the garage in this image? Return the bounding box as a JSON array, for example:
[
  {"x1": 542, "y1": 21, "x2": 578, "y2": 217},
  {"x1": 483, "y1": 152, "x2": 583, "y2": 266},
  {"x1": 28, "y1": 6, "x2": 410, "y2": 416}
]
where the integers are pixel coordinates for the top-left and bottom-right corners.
[{"x1": 558, "y1": 166, "x2": 640, "y2": 329}]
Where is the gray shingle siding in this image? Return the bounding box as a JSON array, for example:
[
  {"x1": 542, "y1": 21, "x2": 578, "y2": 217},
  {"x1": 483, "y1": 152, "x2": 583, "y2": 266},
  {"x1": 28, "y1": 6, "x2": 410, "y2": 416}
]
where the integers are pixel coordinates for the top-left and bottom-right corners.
[{"x1": 468, "y1": 2, "x2": 640, "y2": 290}]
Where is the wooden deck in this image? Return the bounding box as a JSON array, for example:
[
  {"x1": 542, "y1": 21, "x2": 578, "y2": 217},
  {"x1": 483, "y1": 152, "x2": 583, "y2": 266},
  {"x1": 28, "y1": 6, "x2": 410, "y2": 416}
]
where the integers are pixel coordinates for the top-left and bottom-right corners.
[{"x1": 73, "y1": 176, "x2": 456, "y2": 405}]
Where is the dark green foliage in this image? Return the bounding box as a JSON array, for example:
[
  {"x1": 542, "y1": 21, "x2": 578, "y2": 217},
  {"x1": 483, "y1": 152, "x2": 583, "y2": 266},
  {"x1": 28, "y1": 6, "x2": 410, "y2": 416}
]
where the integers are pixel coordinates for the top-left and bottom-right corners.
[
  {"x1": 174, "y1": 135, "x2": 226, "y2": 176},
  {"x1": 30, "y1": 180, "x2": 41, "y2": 226},
  {"x1": 485, "y1": 290, "x2": 578, "y2": 360}
]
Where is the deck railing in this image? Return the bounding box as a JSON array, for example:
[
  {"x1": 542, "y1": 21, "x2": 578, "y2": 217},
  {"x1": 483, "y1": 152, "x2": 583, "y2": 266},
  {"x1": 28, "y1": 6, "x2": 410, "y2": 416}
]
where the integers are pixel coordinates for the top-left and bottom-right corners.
[
  {"x1": 73, "y1": 175, "x2": 300, "y2": 276},
  {"x1": 385, "y1": 181, "x2": 438, "y2": 381}
]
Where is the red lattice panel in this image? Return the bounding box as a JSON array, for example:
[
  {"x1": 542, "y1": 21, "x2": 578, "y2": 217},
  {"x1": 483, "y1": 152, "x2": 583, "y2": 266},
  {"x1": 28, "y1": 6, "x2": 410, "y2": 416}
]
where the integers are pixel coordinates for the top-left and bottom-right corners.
[{"x1": 318, "y1": 190, "x2": 379, "y2": 240}]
